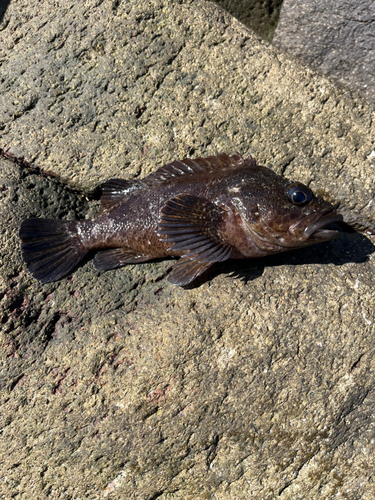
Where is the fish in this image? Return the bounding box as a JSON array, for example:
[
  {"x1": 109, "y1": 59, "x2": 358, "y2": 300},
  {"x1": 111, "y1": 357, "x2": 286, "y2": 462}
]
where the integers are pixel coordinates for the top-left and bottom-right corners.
[{"x1": 19, "y1": 153, "x2": 343, "y2": 286}]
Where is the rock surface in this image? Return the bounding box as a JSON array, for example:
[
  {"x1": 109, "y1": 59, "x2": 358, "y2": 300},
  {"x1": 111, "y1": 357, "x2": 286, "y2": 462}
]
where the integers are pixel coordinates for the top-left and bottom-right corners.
[
  {"x1": 1, "y1": 0, "x2": 375, "y2": 499},
  {"x1": 211, "y1": 0, "x2": 283, "y2": 42},
  {"x1": 273, "y1": 0, "x2": 375, "y2": 102}
]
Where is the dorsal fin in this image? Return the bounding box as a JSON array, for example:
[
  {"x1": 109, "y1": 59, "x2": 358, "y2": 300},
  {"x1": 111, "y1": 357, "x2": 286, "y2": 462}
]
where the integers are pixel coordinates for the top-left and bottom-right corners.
[
  {"x1": 99, "y1": 178, "x2": 142, "y2": 213},
  {"x1": 98, "y1": 154, "x2": 257, "y2": 212},
  {"x1": 143, "y1": 153, "x2": 256, "y2": 185}
]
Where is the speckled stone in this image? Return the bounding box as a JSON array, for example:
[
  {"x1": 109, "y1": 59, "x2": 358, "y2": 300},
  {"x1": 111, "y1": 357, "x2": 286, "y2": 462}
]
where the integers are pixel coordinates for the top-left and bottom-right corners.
[
  {"x1": 1, "y1": 1, "x2": 375, "y2": 499},
  {"x1": 273, "y1": 0, "x2": 375, "y2": 102}
]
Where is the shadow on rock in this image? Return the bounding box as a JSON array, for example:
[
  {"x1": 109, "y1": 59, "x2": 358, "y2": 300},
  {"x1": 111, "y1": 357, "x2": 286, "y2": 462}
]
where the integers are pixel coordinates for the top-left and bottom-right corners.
[
  {"x1": 187, "y1": 228, "x2": 375, "y2": 288},
  {"x1": 0, "y1": 0, "x2": 11, "y2": 23}
]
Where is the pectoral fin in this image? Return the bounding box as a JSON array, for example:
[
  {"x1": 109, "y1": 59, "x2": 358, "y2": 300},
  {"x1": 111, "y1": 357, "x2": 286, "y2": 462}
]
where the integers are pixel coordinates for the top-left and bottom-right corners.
[{"x1": 159, "y1": 194, "x2": 232, "y2": 285}]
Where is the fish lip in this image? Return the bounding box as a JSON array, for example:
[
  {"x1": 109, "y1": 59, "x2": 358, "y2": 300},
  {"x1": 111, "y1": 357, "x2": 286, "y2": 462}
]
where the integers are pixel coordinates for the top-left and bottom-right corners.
[
  {"x1": 240, "y1": 208, "x2": 343, "y2": 252},
  {"x1": 298, "y1": 211, "x2": 344, "y2": 241}
]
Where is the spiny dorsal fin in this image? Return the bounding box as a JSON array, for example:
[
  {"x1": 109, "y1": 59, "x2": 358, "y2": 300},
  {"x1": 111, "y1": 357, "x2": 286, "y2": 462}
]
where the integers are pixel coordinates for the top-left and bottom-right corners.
[
  {"x1": 143, "y1": 153, "x2": 256, "y2": 185},
  {"x1": 99, "y1": 178, "x2": 142, "y2": 213}
]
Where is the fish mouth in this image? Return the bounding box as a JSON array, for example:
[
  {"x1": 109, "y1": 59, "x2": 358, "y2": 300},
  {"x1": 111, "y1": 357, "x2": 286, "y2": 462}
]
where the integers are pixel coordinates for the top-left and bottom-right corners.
[
  {"x1": 294, "y1": 211, "x2": 344, "y2": 242},
  {"x1": 241, "y1": 209, "x2": 343, "y2": 253}
]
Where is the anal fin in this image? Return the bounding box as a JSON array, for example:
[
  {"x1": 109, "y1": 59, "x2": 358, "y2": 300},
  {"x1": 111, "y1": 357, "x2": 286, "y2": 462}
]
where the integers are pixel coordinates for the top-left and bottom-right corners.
[{"x1": 93, "y1": 248, "x2": 151, "y2": 271}]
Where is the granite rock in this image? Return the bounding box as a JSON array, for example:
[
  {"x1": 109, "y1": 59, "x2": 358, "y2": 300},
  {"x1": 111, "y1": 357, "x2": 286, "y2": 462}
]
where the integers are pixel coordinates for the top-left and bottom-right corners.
[
  {"x1": 1, "y1": 0, "x2": 375, "y2": 499},
  {"x1": 273, "y1": 0, "x2": 375, "y2": 102}
]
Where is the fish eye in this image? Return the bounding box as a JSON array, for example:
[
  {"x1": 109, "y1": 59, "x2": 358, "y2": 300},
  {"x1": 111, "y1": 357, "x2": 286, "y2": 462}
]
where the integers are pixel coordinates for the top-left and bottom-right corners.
[{"x1": 287, "y1": 185, "x2": 312, "y2": 206}]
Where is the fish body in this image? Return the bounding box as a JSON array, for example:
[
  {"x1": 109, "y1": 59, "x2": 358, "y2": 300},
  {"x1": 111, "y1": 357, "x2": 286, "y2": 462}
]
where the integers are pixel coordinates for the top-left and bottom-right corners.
[{"x1": 19, "y1": 153, "x2": 343, "y2": 286}]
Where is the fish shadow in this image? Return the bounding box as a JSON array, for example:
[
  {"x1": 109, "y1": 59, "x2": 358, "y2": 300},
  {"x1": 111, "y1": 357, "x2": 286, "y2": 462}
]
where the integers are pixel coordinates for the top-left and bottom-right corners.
[
  {"x1": 72, "y1": 226, "x2": 374, "y2": 289},
  {"x1": 184, "y1": 226, "x2": 375, "y2": 288}
]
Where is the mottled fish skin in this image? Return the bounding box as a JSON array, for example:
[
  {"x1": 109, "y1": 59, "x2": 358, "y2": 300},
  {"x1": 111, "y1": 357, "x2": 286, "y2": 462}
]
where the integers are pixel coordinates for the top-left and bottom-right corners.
[{"x1": 19, "y1": 153, "x2": 343, "y2": 286}]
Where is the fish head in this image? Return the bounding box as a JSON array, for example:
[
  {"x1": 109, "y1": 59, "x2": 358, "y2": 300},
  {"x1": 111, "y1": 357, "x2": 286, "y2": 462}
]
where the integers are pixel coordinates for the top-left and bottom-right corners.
[{"x1": 227, "y1": 166, "x2": 343, "y2": 252}]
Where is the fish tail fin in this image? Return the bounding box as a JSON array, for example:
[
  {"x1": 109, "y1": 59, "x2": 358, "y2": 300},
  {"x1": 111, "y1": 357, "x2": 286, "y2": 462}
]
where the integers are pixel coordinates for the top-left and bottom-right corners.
[{"x1": 19, "y1": 218, "x2": 87, "y2": 283}]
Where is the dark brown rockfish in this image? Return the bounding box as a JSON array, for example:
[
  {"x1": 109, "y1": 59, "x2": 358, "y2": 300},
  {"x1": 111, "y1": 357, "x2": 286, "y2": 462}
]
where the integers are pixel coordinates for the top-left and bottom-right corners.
[{"x1": 19, "y1": 153, "x2": 343, "y2": 286}]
